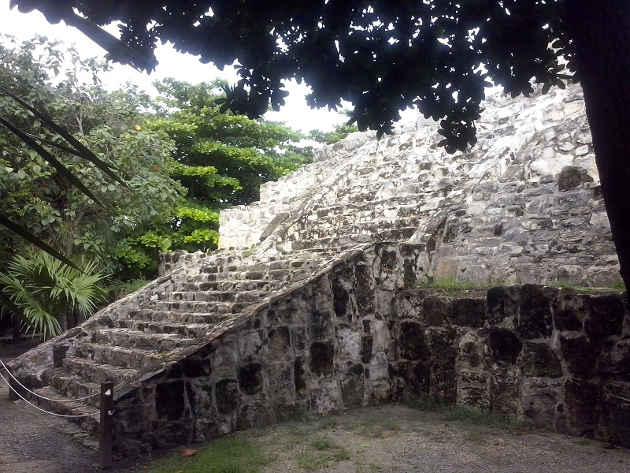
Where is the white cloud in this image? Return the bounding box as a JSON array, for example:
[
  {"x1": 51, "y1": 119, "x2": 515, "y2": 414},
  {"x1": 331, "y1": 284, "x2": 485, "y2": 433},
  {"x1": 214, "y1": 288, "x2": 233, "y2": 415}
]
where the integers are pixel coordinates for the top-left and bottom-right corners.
[{"x1": 0, "y1": 1, "x2": 348, "y2": 132}]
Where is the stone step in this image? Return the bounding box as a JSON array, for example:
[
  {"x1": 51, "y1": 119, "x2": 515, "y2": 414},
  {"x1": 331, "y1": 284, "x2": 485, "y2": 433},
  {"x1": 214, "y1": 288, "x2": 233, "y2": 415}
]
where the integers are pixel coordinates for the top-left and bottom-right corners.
[
  {"x1": 32, "y1": 385, "x2": 100, "y2": 434},
  {"x1": 177, "y1": 279, "x2": 278, "y2": 292},
  {"x1": 193, "y1": 268, "x2": 311, "y2": 284},
  {"x1": 74, "y1": 342, "x2": 163, "y2": 371},
  {"x1": 151, "y1": 300, "x2": 245, "y2": 314},
  {"x1": 131, "y1": 308, "x2": 230, "y2": 325},
  {"x1": 62, "y1": 356, "x2": 138, "y2": 386},
  {"x1": 45, "y1": 370, "x2": 102, "y2": 408},
  {"x1": 290, "y1": 227, "x2": 417, "y2": 249},
  {"x1": 120, "y1": 320, "x2": 210, "y2": 338},
  {"x1": 293, "y1": 217, "x2": 421, "y2": 236},
  {"x1": 93, "y1": 329, "x2": 197, "y2": 352},
  {"x1": 169, "y1": 289, "x2": 266, "y2": 303}
]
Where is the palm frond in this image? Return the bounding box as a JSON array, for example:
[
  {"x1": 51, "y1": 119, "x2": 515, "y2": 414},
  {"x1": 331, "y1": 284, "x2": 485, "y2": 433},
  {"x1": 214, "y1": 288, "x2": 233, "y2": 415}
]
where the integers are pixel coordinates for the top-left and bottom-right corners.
[{"x1": 0, "y1": 251, "x2": 107, "y2": 339}]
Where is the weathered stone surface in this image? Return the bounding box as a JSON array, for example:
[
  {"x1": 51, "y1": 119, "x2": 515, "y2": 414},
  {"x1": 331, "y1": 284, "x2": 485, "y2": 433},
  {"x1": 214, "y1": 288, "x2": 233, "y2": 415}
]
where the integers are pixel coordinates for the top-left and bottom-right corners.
[
  {"x1": 564, "y1": 379, "x2": 600, "y2": 436},
  {"x1": 450, "y1": 298, "x2": 486, "y2": 328},
  {"x1": 560, "y1": 335, "x2": 597, "y2": 377},
  {"x1": 156, "y1": 381, "x2": 185, "y2": 421},
  {"x1": 598, "y1": 338, "x2": 630, "y2": 378},
  {"x1": 8, "y1": 81, "x2": 627, "y2": 455},
  {"x1": 519, "y1": 341, "x2": 562, "y2": 378},
  {"x1": 520, "y1": 377, "x2": 562, "y2": 427},
  {"x1": 399, "y1": 322, "x2": 428, "y2": 360},
  {"x1": 238, "y1": 363, "x2": 263, "y2": 395},
  {"x1": 553, "y1": 293, "x2": 587, "y2": 331},
  {"x1": 558, "y1": 166, "x2": 593, "y2": 191},
  {"x1": 423, "y1": 296, "x2": 450, "y2": 326},
  {"x1": 216, "y1": 379, "x2": 239, "y2": 414},
  {"x1": 585, "y1": 295, "x2": 625, "y2": 341},
  {"x1": 310, "y1": 341, "x2": 334, "y2": 376},
  {"x1": 517, "y1": 285, "x2": 553, "y2": 339},
  {"x1": 599, "y1": 381, "x2": 630, "y2": 447},
  {"x1": 486, "y1": 286, "x2": 519, "y2": 325},
  {"x1": 487, "y1": 328, "x2": 522, "y2": 364}
]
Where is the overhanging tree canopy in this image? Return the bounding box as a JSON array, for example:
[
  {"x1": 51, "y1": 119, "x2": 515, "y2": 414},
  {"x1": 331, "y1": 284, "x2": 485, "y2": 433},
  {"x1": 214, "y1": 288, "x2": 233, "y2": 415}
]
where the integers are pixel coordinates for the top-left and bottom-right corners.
[
  {"x1": 9, "y1": 0, "x2": 575, "y2": 151},
  {"x1": 9, "y1": 1, "x2": 630, "y2": 292}
]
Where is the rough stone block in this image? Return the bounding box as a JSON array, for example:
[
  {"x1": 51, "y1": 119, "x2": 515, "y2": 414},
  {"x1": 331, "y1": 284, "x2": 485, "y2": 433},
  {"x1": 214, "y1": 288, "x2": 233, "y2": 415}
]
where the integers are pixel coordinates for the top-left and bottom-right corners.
[
  {"x1": 487, "y1": 328, "x2": 522, "y2": 364},
  {"x1": 294, "y1": 357, "x2": 306, "y2": 394},
  {"x1": 599, "y1": 381, "x2": 630, "y2": 447},
  {"x1": 215, "y1": 379, "x2": 239, "y2": 414},
  {"x1": 310, "y1": 341, "x2": 334, "y2": 376},
  {"x1": 597, "y1": 337, "x2": 630, "y2": 377},
  {"x1": 489, "y1": 369, "x2": 519, "y2": 415},
  {"x1": 450, "y1": 298, "x2": 485, "y2": 327},
  {"x1": 517, "y1": 285, "x2": 554, "y2": 339},
  {"x1": 426, "y1": 327, "x2": 457, "y2": 403},
  {"x1": 457, "y1": 369, "x2": 489, "y2": 409},
  {"x1": 423, "y1": 296, "x2": 450, "y2": 326},
  {"x1": 457, "y1": 331, "x2": 485, "y2": 370},
  {"x1": 311, "y1": 311, "x2": 333, "y2": 340},
  {"x1": 399, "y1": 321, "x2": 429, "y2": 360},
  {"x1": 519, "y1": 341, "x2": 562, "y2": 378},
  {"x1": 238, "y1": 363, "x2": 263, "y2": 395},
  {"x1": 564, "y1": 378, "x2": 600, "y2": 436},
  {"x1": 156, "y1": 381, "x2": 186, "y2": 421},
  {"x1": 559, "y1": 335, "x2": 597, "y2": 377},
  {"x1": 552, "y1": 293, "x2": 587, "y2": 331},
  {"x1": 486, "y1": 286, "x2": 520, "y2": 325},
  {"x1": 585, "y1": 294, "x2": 625, "y2": 341},
  {"x1": 341, "y1": 364, "x2": 365, "y2": 407},
  {"x1": 520, "y1": 377, "x2": 562, "y2": 427},
  {"x1": 268, "y1": 327, "x2": 291, "y2": 360}
]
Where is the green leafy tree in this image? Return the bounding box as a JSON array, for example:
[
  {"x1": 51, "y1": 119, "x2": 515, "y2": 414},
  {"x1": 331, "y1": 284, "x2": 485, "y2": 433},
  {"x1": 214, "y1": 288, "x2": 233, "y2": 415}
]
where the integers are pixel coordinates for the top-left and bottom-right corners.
[
  {"x1": 133, "y1": 79, "x2": 313, "y2": 254},
  {"x1": 309, "y1": 123, "x2": 359, "y2": 145},
  {"x1": 14, "y1": 0, "x2": 630, "y2": 294},
  {"x1": 0, "y1": 36, "x2": 185, "y2": 280}
]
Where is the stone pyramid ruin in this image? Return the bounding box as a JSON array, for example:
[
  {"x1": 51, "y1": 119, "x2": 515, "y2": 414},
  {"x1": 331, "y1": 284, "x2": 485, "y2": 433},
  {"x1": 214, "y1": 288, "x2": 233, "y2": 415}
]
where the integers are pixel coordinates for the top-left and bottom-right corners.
[{"x1": 8, "y1": 84, "x2": 630, "y2": 454}]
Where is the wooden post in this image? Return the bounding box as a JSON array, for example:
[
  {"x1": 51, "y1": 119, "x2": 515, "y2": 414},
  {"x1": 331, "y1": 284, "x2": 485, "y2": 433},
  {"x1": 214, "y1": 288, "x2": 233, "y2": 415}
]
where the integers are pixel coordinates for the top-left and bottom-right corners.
[
  {"x1": 100, "y1": 382, "x2": 114, "y2": 470},
  {"x1": 8, "y1": 379, "x2": 18, "y2": 401}
]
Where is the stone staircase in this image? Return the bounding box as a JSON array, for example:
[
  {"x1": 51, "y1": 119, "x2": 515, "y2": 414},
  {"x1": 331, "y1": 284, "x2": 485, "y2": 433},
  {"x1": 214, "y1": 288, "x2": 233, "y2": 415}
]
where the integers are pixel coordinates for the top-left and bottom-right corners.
[
  {"x1": 6, "y1": 83, "x2": 622, "y2": 455},
  {"x1": 9, "y1": 245, "x2": 350, "y2": 442}
]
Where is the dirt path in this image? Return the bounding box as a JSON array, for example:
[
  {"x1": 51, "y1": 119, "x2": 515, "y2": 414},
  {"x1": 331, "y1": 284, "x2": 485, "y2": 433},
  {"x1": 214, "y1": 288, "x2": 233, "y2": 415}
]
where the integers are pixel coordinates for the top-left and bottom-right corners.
[
  {"x1": 0, "y1": 376, "x2": 105, "y2": 473},
  {"x1": 2, "y1": 374, "x2": 630, "y2": 473},
  {"x1": 251, "y1": 405, "x2": 630, "y2": 473}
]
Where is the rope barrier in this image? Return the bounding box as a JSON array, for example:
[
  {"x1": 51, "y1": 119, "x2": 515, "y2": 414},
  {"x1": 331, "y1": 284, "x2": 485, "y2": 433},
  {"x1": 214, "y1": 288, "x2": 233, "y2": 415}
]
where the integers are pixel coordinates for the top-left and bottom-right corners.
[
  {"x1": 0, "y1": 359, "x2": 100, "y2": 402},
  {"x1": 0, "y1": 369, "x2": 96, "y2": 418}
]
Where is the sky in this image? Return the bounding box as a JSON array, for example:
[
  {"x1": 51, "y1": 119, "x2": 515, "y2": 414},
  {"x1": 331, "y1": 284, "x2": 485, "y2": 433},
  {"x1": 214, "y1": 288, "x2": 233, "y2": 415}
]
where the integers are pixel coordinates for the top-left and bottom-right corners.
[{"x1": 0, "y1": 1, "x2": 350, "y2": 132}]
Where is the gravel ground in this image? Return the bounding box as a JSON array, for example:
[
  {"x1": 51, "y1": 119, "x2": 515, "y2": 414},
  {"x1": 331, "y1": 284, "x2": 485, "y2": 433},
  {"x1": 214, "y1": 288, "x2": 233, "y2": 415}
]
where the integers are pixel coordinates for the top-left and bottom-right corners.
[
  {"x1": 253, "y1": 405, "x2": 630, "y2": 473},
  {"x1": 0, "y1": 379, "x2": 104, "y2": 473},
  {"x1": 2, "y1": 362, "x2": 630, "y2": 473}
]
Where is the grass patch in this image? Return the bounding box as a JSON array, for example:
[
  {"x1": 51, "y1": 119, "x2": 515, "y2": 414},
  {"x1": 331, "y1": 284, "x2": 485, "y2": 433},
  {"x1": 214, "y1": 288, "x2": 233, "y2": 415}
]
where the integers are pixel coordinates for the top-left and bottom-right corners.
[
  {"x1": 418, "y1": 277, "x2": 481, "y2": 292},
  {"x1": 296, "y1": 436, "x2": 351, "y2": 471},
  {"x1": 418, "y1": 278, "x2": 626, "y2": 295},
  {"x1": 143, "y1": 437, "x2": 269, "y2": 473},
  {"x1": 356, "y1": 462, "x2": 383, "y2": 473},
  {"x1": 416, "y1": 277, "x2": 504, "y2": 295},
  {"x1": 441, "y1": 406, "x2": 520, "y2": 429},
  {"x1": 546, "y1": 280, "x2": 625, "y2": 294},
  {"x1": 407, "y1": 398, "x2": 527, "y2": 431}
]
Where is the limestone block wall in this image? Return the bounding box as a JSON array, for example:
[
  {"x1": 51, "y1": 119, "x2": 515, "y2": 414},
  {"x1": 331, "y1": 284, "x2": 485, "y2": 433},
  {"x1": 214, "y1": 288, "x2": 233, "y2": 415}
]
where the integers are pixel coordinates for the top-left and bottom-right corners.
[
  {"x1": 217, "y1": 84, "x2": 620, "y2": 286},
  {"x1": 109, "y1": 243, "x2": 629, "y2": 454},
  {"x1": 109, "y1": 243, "x2": 425, "y2": 453},
  {"x1": 391, "y1": 286, "x2": 630, "y2": 443}
]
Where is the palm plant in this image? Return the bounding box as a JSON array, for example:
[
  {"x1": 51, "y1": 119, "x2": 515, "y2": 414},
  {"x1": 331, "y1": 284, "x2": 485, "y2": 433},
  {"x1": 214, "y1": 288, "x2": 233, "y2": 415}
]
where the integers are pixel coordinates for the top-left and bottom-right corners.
[{"x1": 0, "y1": 251, "x2": 107, "y2": 339}]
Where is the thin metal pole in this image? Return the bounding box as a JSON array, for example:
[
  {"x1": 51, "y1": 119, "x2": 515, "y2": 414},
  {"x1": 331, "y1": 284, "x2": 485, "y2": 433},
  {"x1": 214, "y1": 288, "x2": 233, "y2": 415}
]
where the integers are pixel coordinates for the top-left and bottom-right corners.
[{"x1": 100, "y1": 382, "x2": 114, "y2": 470}]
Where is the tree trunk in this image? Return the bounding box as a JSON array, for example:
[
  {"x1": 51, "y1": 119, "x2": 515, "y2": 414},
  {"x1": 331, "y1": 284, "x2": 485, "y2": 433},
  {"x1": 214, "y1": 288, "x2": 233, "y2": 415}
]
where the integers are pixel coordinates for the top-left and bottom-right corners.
[{"x1": 566, "y1": 1, "x2": 630, "y2": 293}]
